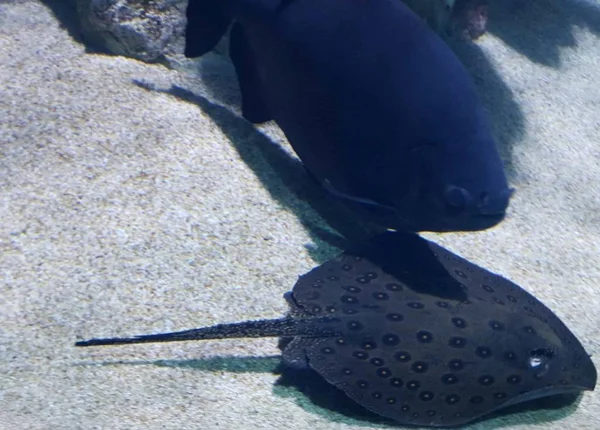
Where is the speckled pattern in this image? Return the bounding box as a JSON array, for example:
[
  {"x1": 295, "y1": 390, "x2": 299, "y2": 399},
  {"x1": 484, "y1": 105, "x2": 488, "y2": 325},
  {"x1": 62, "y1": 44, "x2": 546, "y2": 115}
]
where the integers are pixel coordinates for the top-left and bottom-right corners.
[{"x1": 0, "y1": 1, "x2": 599, "y2": 429}]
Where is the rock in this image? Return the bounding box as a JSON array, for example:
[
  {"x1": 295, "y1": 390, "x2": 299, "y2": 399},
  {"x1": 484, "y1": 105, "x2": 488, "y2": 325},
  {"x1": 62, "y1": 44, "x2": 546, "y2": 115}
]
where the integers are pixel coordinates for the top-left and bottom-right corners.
[{"x1": 75, "y1": 0, "x2": 188, "y2": 63}]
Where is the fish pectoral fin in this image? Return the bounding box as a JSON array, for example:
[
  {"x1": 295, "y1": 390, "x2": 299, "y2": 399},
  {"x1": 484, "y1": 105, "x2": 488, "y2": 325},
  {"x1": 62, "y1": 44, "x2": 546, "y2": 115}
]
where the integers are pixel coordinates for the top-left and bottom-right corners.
[
  {"x1": 184, "y1": 0, "x2": 232, "y2": 58},
  {"x1": 322, "y1": 179, "x2": 396, "y2": 211},
  {"x1": 230, "y1": 22, "x2": 273, "y2": 124}
]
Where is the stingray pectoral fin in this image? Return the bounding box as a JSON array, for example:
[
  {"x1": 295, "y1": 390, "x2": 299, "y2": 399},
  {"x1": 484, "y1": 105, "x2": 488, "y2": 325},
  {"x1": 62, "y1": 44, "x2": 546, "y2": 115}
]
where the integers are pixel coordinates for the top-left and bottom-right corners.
[
  {"x1": 230, "y1": 22, "x2": 272, "y2": 124},
  {"x1": 184, "y1": 0, "x2": 232, "y2": 58}
]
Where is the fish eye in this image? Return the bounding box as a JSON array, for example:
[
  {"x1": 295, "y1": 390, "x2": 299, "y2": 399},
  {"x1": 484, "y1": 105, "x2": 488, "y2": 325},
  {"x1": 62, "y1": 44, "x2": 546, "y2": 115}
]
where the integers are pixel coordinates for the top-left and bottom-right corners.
[{"x1": 444, "y1": 185, "x2": 472, "y2": 210}]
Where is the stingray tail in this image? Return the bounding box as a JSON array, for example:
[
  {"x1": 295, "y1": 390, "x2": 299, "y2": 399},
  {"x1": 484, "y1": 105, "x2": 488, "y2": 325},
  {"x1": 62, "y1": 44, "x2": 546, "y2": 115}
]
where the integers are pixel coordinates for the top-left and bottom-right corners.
[
  {"x1": 75, "y1": 317, "x2": 342, "y2": 347},
  {"x1": 184, "y1": 0, "x2": 233, "y2": 57}
]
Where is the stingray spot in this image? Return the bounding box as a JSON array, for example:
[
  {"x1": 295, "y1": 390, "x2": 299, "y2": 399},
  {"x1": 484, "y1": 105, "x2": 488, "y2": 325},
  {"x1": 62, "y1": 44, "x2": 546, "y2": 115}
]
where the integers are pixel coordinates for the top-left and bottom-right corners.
[
  {"x1": 311, "y1": 283, "x2": 322, "y2": 289},
  {"x1": 390, "y1": 377, "x2": 404, "y2": 387},
  {"x1": 341, "y1": 295, "x2": 359, "y2": 305},
  {"x1": 342, "y1": 285, "x2": 361, "y2": 294},
  {"x1": 357, "y1": 380, "x2": 369, "y2": 389},
  {"x1": 401, "y1": 405, "x2": 410, "y2": 412},
  {"x1": 504, "y1": 351, "x2": 517, "y2": 361},
  {"x1": 406, "y1": 380, "x2": 421, "y2": 390},
  {"x1": 451, "y1": 317, "x2": 467, "y2": 328},
  {"x1": 394, "y1": 351, "x2": 412, "y2": 362},
  {"x1": 475, "y1": 347, "x2": 492, "y2": 358},
  {"x1": 343, "y1": 308, "x2": 358, "y2": 315},
  {"x1": 328, "y1": 275, "x2": 340, "y2": 281},
  {"x1": 408, "y1": 302, "x2": 425, "y2": 309},
  {"x1": 436, "y1": 301, "x2": 449, "y2": 308},
  {"x1": 489, "y1": 320, "x2": 505, "y2": 331},
  {"x1": 523, "y1": 306, "x2": 534, "y2": 313},
  {"x1": 362, "y1": 341, "x2": 377, "y2": 350},
  {"x1": 341, "y1": 264, "x2": 353, "y2": 271},
  {"x1": 420, "y1": 391, "x2": 435, "y2": 401},
  {"x1": 427, "y1": 410, "x2": 436, "y2": 417},
  {"x1": 523, "y1": 326, "x2": 536, "y2": 334},
  {"x1": 455, "y1": 269, "x2": 467, "y2": 279},
  {"x1": 494, "y1": 298, "x2": 505, "y2": 305},
  {"x1": 560, "y1": 380, "x2": 569, "y2": 385},
  {"x1": 449, "y1": 337, "x2": 467, "y2": 348},
  {"x1": 482, "y1": 284, "x2": 495, "y2": 293},
  {"x1": 442, "y1": 374, "x2": 459, "y2": 385},
  {"x1": 461, "y1": 300, "x2": 472, "y2": 305},
  {"x1": 448, "y1": 359, "x2": 464, "y2": 371},
  {"x1": 469, "y1": 395, "x2": 484, "y2": 404},
  {"x1": 353, "y1": 351, "x2": 369, "y2": 360},
  {"x1": 507, "y1": 375, "x2": 521, "y2": 384},
  {"x1": 454, "y1": 412, "x2": 462, "y2": 418},
  {"x1": 372, "y1": 391, "x2": 382, "y2": 399},
  {"x1": 494, "y1": 392, "x2": 507, "y2": 400},
  {"x1": 366, "y1": 272, "x2": 378, "y2": 279},
  {"x1": 370, "y1": 357, "x2": 385, "y2": 366},
  {"x1": 347, "y1": 321, "x2": 363, "y2": 331},
  {"x1": 382, "y1": 333, "x2": 400, "y2": 346},
  {"x1": 321, "y1": 347, "x2": 335, "y2": 354},
  {"x1": 325, "y1": 306, "x2": 336, "y2": 313},
  {"x1": 373, "y1": 292, "x2": 389, "y2": 301},
  {"x1": 385, "y1": 283, "x2": 403, "y2": 292},
  {"x1": 313, "y1": 279, "x2": 324, "y2": 284},
  {"x1": 411, "y1": 361, "x2": 429, "y2": 373},
  {"x1": 335, "y1": 338, "x2": 346, "y2": 346},
  {"x1": 353, "y1": 256, "x2": 362, "y2": 261},
  {"x1": 507, "y1": 295, "x2": 517, "y2": 303},
  {"x1": 342, "y1": 368, "x2": 352, "y2": 375},
  {"x1": 412, "y1": 412, "x2": 419, "y2": 418},
  {"x1": 417, "y1": 331, "x2": 434, "y2": 343},
  {"x1": 478, "y1": 375, "x2": 495, "y2": 386},
  {"x1": 377, "y1": 368, "x2": 392, "y2": 378},
  {"x1": 356, "y1": 277, "x2": 369, "y2": 284},
  {"x1": 446, "y1": 394, "x2": 461, "y2": 405},
  {"x1": 386, "y1": 313, "x2": 404, "y2": 322},
  {"x1": 387, "y1": 397, "x2": 397, "y2": 404}
]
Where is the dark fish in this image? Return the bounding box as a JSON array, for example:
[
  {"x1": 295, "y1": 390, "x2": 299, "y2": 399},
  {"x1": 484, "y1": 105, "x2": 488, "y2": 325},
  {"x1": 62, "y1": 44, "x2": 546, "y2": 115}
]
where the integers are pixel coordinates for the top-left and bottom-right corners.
[
  {"x1": 184, "y1": 0, "x2": 513, "y2": 233},
  {"x1": 76, "y1": 232, "x2": 596, "y2": 427}
]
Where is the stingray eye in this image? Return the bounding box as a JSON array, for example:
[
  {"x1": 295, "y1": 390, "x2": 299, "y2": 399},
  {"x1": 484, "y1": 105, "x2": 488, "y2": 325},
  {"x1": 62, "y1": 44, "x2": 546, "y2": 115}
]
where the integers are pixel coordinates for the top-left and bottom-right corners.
[{"x1": 528, "y1": 348, "x2": 556, "y2": 376}]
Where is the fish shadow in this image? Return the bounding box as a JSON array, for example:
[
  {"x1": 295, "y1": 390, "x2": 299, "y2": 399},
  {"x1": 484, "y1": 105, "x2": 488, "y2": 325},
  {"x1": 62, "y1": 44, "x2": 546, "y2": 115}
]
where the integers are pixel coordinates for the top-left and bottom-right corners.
[
  {"x1": 132, "y1": 79, "x2": 379, "y2": 262},
  {"x1": 81, "y1": 355, "x2": 583, "y2": 428},
  {"x1": 486, "y1": 0, "x2": 600, "y2": 67}
]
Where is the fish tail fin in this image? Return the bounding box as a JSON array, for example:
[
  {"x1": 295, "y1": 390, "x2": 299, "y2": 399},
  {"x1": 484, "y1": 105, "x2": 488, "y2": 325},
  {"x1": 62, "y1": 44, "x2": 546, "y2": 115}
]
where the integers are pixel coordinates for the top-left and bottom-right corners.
[{"x1": 184, "y1": 0, "x2": 232, "y2": 58}]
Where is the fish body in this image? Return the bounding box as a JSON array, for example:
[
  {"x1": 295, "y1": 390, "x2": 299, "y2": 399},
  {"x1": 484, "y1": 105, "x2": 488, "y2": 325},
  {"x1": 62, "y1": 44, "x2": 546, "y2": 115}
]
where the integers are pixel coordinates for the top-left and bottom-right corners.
[
  {"x1": 76, "y1": 232, "x2": 596, "y2": 427},
  {"x1": 184, "y1": 0, "x2": 513, "y2": 233}
]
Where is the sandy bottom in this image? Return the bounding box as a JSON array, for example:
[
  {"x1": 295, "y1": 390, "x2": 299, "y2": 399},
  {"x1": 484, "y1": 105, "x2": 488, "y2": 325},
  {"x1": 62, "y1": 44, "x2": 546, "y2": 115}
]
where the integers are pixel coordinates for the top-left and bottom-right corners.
[{"x1": 1, "y1": 1, "x2": 599, "y2": 429}]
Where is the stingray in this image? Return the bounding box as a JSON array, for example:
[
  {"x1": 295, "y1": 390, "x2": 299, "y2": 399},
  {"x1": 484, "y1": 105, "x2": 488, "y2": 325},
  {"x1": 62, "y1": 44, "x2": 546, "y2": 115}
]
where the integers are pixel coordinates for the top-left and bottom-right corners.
[{"x1": 76, "y1": 232, "x2": 596, "y2": 427}]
